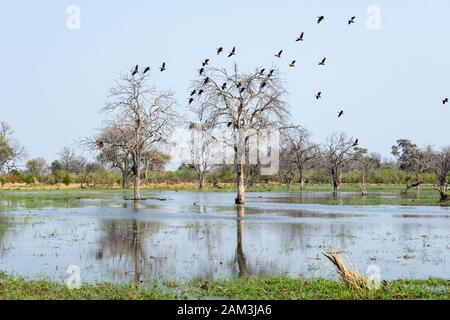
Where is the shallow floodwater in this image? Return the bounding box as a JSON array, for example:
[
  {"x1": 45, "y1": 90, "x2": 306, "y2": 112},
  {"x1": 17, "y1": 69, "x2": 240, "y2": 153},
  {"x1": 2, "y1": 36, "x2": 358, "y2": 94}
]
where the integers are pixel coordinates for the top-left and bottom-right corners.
[{"x1": 0, "y1": 191, "x2": 449, "y2": 284}]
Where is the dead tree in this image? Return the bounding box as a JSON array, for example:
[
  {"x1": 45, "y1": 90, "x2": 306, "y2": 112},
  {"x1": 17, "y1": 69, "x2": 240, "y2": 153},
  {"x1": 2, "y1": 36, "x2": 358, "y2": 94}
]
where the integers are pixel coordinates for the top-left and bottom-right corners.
[
  {"x1": 190, "y1": 64, "x2": 289, "y2": 204},
  {"x1": 321, "y1": 132, "x2": 360, "y2": 194},
  {"x1": 281, "y1": 126, "x2": 319, "y2": 190},
  {"x1": 99, "y1": 70, "x2": 178, "y2": 200}
]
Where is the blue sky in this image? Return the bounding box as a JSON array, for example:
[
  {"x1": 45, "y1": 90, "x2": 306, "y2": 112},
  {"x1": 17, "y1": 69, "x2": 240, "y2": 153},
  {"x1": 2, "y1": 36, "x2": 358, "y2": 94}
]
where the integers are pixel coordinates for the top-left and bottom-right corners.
[{"x1": 1, "y1": 0, "x2": 449, "y2": 164}]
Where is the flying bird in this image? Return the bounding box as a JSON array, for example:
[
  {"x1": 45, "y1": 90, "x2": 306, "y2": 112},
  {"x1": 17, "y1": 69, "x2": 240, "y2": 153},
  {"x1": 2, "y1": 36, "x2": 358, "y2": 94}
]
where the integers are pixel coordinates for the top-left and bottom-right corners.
[
  {"x1": 315, "y1": 92, "x2": 322, "y2": 99},
  {"x1": 443, "y1": 98, "x2": 449, "y2": 105},
  {"x1": 132, "y1": 65, "x2": 138, "y2": 76},
  {"x1": 296, "y1": 32, "x2": 304, "y2": 42},
  {"x1": 217, "y1": 47, "x2": 223, "y2": 55},
  {"x1": 202, "y1": 59, "x2": 209, "y2": 66},
  {"x1": 160, "y1": 62, "x2": 166, "y2": 72},
  {"x1": 317, "y1": 16, "x2": 325, "y2": 24},
  {"x1": 275, "y1": 50, "x2": 283, "y2": 58},
  {"x1": 338, "y1": 110, "x2": 344, "y2": 118},
  {"x1": 190, "y1": 90, "x2": 196, "y2": 96},
  {"x1": 228, "y1": 47, "x2": 236, "y2": 57},
  {"x1": 348, "y1": 16, "x2": 356, "y2": 25},
  {"x1": 199, "y1": 67, "x2": 205, "y2": 75},
  {"x1": 143, "y1": 66, "x2": 150, "y2": 74},
  {"x1": 221, "y1": 83, "x2": 227, "y2": 90},
  {"x1": 189, "y1": 98, "x2": 194, "y2": 105},
  {"x1": 319, "y1": 57, "x2": 326, "y2": 65},
  {"x1": 289, "y1": 60, "x2": 296, "y2": 67},
  {"x1": 353, "y1": 139, "x2": 359, "y2": 147}
]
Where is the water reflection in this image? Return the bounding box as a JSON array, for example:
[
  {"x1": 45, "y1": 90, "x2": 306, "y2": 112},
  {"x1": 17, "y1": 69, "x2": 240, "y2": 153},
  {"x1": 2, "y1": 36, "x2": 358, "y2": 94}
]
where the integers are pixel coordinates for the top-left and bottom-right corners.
[
  {"x1": 0, "y1": 191, "x2": 449, "y2": 283},
  {"x1": 235, "y1": 205, "x2": 248, "y2": 278}
]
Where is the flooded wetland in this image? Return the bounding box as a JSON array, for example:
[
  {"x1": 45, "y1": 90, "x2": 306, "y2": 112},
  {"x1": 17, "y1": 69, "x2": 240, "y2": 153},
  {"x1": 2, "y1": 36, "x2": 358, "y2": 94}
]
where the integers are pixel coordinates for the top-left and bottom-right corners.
[{"x1": 0, "y1": 190, "x2": 449, "y2": 285}]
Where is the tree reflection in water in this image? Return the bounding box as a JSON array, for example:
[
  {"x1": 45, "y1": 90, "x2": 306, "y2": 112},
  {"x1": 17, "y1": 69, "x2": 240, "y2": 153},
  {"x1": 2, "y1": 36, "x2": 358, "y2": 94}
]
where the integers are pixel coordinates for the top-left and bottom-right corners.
[
  {"x1": 235, "y1": 205, "x2": 248, "y2": 278},
  {"x1": 95, "y1": 201, "x2": 165, "y2": 284}
]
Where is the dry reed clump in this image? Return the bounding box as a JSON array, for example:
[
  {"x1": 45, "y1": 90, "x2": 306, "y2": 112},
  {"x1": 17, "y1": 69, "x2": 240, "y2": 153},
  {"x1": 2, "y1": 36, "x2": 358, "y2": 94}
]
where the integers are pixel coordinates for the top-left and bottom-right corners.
[{"x1": 322, "y1": 251, "x2": 377, "y2": 291}]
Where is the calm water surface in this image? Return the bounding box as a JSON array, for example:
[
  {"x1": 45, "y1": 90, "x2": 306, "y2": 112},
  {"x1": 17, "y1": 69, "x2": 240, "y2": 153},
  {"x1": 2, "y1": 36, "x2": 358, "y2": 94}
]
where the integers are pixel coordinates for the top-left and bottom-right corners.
[{"x1": 0, "y1": 191, "x2": 449, "y2": 284}]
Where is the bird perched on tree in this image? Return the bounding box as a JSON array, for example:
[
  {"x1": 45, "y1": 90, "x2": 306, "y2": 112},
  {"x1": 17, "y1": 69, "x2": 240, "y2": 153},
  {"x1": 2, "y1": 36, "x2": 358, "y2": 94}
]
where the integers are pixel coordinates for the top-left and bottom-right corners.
[
  {"x1": 228, "y1": 47, "x2": 236, "y2": 57},
  {"x1": 319, "y1": 57, "x2": 326, "y2": 65},
  {"x1": 198, "y1": 89, "x2": 204, "y2": 95},
  {"x1": 203, "y1": 77, "x2": 210, "y2": 85},
  {"x1": 143, "y1": 66, "x2": 150, "y2": 74},
  {"x1": 348, "y1": 16, "x2": 356, "y2": 25},
  {"x1": 296, "y1": 32, "x2": 304, "y2": 42},
  {"x1": 160, "y1": 62, "x2": 166, "y2": 72},
  {"x1": 353, "y1": 139, "x2": 359, "y2": 147},
  {"x1": 189, "y1": 98, "x2": 194, "y2": 105},
  {"x1": 317, "y1": 16, "x2": 325, "y2": 24},
  {"x1": 338, "y1": 110, "x2": 344, "y2": 117},
  {"x1": 199, "y1": 68, "x2": 205, "y2": 76},
  {"x1": 275, "y1": 50, "x2": 283, "y2": 58},
  {"x1": 237, "y1": 82, "x2": 242, "y2": 88},
  {"x1": 268, "y1": 69, "x2": 274, "y2": 77},
  {"x1": 315, "y1": 91, "x2": 322, "y2": 100},
  {"x1": 202, "y1": 59, "x2": 209, "y2": 66},
  {"x1": 289, "y1": 60, "x2": 296, "y2": 67},
  {"x1": 132, "y1": 65, "x2": 138, "y2": 76},
  {"x1": 217, "y1": 47, "x2": 223, "y2": 55},
  {"x1": 240, "y1": 87, "x2": 245, "y2": 94},
  {"x1": 221, "y1": 83, "x2": 227, "y2": 90},
  {"x1": 260, "y1": 68, "x2": 265, "y2": 75},
  {"x1": 443, "y1": 98, "x2": 449, "y2": 105},
  {"x1": 261, "y1": 82, "x2": 267, "y2": 89},
  {"x1": 190, "y1": 90, "x2": 196, "y2": 96}
]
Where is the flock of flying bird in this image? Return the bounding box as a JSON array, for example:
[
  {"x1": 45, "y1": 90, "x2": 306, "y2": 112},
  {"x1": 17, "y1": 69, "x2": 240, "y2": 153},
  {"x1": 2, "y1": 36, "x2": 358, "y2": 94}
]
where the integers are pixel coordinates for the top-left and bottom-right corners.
[{"x1": 128, "y1": 14, "x2": 448, "y2": 150}]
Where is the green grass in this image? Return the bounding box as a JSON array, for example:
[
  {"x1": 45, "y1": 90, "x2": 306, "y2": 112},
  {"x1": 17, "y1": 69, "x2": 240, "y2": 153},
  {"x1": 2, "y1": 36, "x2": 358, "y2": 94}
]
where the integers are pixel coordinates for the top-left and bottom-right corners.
[{"x1": 0, "y1": 273, "x2": 448, "y2": 300}]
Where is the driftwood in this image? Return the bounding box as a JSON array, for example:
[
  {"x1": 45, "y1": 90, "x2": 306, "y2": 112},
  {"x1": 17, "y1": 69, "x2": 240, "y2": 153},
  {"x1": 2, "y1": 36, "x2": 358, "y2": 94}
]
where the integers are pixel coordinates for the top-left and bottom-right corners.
[{"x1": 322, "y1": 251, "x2": 376, "y2": 291}]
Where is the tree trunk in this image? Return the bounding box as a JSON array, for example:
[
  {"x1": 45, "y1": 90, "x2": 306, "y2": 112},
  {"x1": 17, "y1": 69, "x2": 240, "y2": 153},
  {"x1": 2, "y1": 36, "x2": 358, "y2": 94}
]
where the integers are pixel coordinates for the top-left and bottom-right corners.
[
  {"x1": 359, "y1": 175, "x2": 368, "y2": 196},
  {"x1": 287, "y1": 178, "x2": 293, "y2": 189},
  {"x1": 122, "y1": 170, "x2": 129, "y2": 189},
  {"x1": 235, "y1": 163, "x2": 245, "y2": 204},
  {"x1": 436, "y1": 184, "x2": 449, "y2": 201},
  {"x1": 133, "y1": 160, "x2": 141, "y2": 200},
  {"x1": 198, "y1": 173, "x2": 205, "y2": 189}
]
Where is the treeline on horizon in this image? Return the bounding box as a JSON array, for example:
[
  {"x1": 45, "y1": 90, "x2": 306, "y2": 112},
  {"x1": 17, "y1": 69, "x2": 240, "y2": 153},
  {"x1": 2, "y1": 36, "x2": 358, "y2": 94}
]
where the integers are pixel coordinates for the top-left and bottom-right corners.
[{"x1": 0, "y1": 121, "x2": 448, "y2": 192}]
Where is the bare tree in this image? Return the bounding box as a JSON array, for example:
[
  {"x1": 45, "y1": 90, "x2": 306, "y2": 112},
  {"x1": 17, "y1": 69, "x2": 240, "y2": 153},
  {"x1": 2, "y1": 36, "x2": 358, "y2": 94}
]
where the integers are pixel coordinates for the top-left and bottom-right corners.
[
  {"x1": 99, "y1": 70, "x2": 178, "y2": 200},
  {"x1": 429, "y1": 146, "x2": 450, "y2": 201},
  {"x1": 282, "y1": 126, "x2": 319, "y2": 189},
  {"x1": 190, "y1": 64, "x2": 289, "y2": 204},
  {"x1": 0, "y1": 122, "x2": 25, "y2": 173},
  {"x1": 321, "y1": 132, "x2": 361, "y2": 194},
  {"x1": 188, "y1": 102, "x2": 217, "y2": 189},
  {"x1": 279, "y1": 145, "x2": 296, "y2": 188},
  {"x1": 58, "y1": 147, "x2": 86, "y2": 174},
  {"x1": 95, "y1": 125, "x2": 134, "y2": 189}
]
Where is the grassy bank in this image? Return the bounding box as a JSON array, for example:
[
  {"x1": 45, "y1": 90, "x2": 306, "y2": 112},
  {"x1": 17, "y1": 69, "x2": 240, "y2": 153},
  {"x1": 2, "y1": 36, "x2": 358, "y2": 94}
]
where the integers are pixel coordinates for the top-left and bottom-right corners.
[{"x1": 0, "y1": 273, "x2": 448, "y2": 300}]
